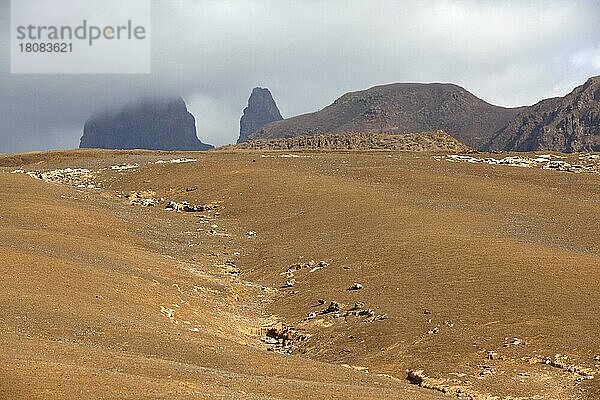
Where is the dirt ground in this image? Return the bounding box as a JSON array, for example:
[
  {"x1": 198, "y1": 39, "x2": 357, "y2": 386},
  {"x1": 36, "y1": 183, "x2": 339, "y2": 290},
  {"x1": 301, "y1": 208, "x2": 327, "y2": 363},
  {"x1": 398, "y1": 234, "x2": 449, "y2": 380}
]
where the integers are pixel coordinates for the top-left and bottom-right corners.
[{"x1": 1, "y1": 148, "x2": 599, "y2": 399}]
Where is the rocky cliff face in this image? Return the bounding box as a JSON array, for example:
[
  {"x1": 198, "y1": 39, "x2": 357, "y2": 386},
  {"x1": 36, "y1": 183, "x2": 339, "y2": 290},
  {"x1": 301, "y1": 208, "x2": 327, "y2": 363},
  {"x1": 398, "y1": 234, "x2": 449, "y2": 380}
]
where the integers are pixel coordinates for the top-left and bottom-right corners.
[
  {"x1": 225, "y1": 130, "x2": 470, "y2": 152},
  {"x1": 238, "y1": 88, "x2": 283, "y2": 143},
  {"x1": 80, "y1": 97, "x2": 214, "y2": 151},
  {"x1": 248, "y1": 83, "x2": 521, "y2": 150},
  {"x1": 486, "y1": 76, "x2": 600, "y2": 152}
]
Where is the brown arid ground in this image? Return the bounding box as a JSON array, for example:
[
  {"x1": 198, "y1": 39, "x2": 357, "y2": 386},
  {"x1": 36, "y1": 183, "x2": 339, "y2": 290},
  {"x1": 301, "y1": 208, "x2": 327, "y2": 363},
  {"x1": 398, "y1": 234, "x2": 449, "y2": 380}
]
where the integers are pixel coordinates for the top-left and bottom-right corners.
[{"x1": 1, "y1": 148, "x2": 600, "y2": 399}]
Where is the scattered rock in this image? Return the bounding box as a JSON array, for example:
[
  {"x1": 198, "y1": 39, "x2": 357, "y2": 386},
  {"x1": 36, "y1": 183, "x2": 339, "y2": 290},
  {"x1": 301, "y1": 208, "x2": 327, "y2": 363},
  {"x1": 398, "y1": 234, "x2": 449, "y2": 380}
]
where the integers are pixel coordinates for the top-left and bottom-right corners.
[
  {"x1": 322, "y1": 301, "x2": 340, "y2": 314},
  {"x1": 348, "y1": 282, "x2": 363, "y2": 291},
  {"x1": 257, "y1": 322, "x2": 309, "y2": 355},
  {"x1": 406, "y1": 369, "x2": 425, "y2": 385},
  {"x1": 446, "y1": 153, "x2": 600, "y2": 174},
  {"x1": 110, "y1": 163, "x2": 139, "y2": 171},
  {"x1": 165, "y1": 201, "x2": 179, "y2": 211},
  {"x1": 281, "y1": 279, "x2": 295, "y2": 288},
  {"x1": 305, "y1": 312, "x2": 317, "y2": 321},
  {"x1": 246, "y1": 231, "x2": 256, "y2": 238},
  {"x1": 26, "y1": 168, "x2": 98, "y2": 188},
  {"x1": 478, "y1": 364, "x2": 496, "y2": 378},
  {"x1": 160, "y1": 306, "x2": 174, "y2": 319}
]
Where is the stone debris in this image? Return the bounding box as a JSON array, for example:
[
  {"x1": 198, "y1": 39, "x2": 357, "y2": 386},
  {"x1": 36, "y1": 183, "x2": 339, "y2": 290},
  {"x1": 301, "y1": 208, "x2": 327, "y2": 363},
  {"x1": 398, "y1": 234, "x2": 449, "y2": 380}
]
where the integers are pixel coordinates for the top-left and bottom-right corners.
[
  {"x1": 363, "y1": 313, "x2": 387, "y2": 323},
  {"x1": 503, "y1": 337, "x2": 525, "y2": 348},
  {"x1": 281, "y1": 279, "x2": 295, "y2": 288},
  {"x1": 322, "y1": 301, "x2": 340, "y2": 314},
  {"x1": 309, "y1": 261, "x2": 328, "y2": 273},
  {"x1": 356, "y1": 309, "x2": 375, "y2": 317},
  {"x1": 126, "y1": 191, "x2": 163, "y2": 207},
  {"x1": 340, "y1": 364, "x2": 369, "y2": 373},
  {"x1": 221, "y1": 260, "x2": 240, "y2": 276},
  {"x1": 486, "y1": 351, "x2": 499, "y2": 360},
  {"x1": 426, "y1": 327, "x2": 440, "y2": 335},
  {"x1": 160, "y1": 306, "x2": 175, "y2": 319},
  {"x1": 25, "y1": 168, "x2": 98, "y2": 188},
  {"x1": 305, "y1": 312, "x2": 317, "y2": 321},
  {"x1": 348, "y1": 282, "x2": 363, "y2": 291},
  {"x1": 541, "y1": 354, "x2": 595, "y2": 381},
  {"x1": 257, "y1": 323, "x2": 309, "y2": 355},
  {"x1": 478, "y1": 364, "x2": 496, "y2": 378},
  {"x1": 445, "y1": 153, "x2": 600, "y2": 174},
  {"x1": 406, "y1": 369, "x2": 499, "y2": 399},
  {"x1": 165, "y1": 200, "x2": 218, "y2": 213},
  {"x1": 594, "y1": 355, "x2": 600, "y2": 362},
  {"x1": 246, "y1": 231, "x2": 257, "y2": 237},
  {"x1": 279, "y1": 154, "x2": 302, "y2": 158},
  {"x1": 110, "y1": 163, "x2": 139, "y2": 171},
  {"x1": 165, "y1": 201, "x2": 179, "y2": 211},
  {"x1": 155, "y1": 158, "x2": 197, "y2": 164}
]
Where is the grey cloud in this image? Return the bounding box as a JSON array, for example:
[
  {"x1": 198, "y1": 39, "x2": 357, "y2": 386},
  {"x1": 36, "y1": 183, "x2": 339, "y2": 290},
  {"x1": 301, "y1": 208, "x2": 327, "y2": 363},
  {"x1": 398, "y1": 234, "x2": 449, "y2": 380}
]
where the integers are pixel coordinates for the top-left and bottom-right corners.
[{"x1": 1, "y1": 0, "x2": 600, "y2": 153}]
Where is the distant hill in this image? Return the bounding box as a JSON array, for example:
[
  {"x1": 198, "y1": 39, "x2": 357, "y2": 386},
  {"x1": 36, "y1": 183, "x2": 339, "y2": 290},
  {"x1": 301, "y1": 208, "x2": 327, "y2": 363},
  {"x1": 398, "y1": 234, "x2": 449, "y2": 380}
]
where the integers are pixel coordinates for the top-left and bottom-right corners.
[
  {"x1": 248, "y1": 83, "x2": 522, "y2": 150},
  {"x1": 222, "y1": 130, "x2": 470, "y2": 152},
  {"x1": 486, "y1": 76, "x2": 600, "y2": 152},
  {"x1": 80, "y1": 97, "x2": 214, "y2": 151}
]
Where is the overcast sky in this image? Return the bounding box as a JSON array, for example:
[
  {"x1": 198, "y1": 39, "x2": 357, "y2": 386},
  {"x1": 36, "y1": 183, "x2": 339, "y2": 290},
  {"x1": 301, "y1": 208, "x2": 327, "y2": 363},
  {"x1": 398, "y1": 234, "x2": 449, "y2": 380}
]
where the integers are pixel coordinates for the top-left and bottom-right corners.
[{"x1": 1, "y1": 0, "x2": 600, "y2": 153}]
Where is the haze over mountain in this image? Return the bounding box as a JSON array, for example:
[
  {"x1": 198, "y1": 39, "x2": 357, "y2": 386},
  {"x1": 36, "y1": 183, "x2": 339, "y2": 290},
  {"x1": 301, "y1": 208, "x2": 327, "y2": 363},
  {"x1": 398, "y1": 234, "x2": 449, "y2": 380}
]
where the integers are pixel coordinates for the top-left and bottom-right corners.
[
  {"x1": 486, "y1": 75, "x2": 600, "y2": 152},
  {"x1": 80, "y1": 97, "x2": 214, "y2": 151},
  {"x1": 1, "y1": 1, "x2": 599, "y2": 152},
  {"x1": 247, "y1": 83, "x2": 523, "y2": 150}
]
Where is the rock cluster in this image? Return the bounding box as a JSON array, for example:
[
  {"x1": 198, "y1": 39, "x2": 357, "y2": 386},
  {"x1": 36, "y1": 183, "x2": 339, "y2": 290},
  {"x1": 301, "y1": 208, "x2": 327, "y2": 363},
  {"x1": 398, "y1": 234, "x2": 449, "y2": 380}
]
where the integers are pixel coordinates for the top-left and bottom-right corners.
[
  {"x1": 444, "y1": 153, "x2": 600, "y2": 174},
  {"x1": 257, "y1": 323, "x2": 309, "y2": 355}
]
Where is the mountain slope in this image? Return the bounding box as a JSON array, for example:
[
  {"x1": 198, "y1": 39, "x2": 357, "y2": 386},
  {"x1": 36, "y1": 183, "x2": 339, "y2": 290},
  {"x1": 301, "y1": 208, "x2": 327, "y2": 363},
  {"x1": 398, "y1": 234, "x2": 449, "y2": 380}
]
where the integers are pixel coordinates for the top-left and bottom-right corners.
[
  {"x1": 249, "y1": 83, "x2": 522, "y2": 149},
  {"x1": 486, "y1": 76, "x2": 600, "y2": 152}
]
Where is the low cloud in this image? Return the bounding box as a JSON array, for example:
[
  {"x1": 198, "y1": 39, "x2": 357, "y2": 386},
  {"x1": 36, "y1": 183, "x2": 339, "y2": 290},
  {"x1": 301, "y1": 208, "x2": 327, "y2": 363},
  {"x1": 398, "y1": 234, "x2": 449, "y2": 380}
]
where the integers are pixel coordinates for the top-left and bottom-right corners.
[{"x1": 1, "y1": 0, "x2": 599, "y2": 152}]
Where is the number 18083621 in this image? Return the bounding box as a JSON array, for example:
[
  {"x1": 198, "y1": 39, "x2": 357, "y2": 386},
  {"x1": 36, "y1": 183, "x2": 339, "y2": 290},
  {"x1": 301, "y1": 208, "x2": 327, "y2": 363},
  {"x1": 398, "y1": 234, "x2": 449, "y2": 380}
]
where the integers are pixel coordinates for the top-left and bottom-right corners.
[{"x1": 19, "y1": 42, "x2": 73, "y2": 53}]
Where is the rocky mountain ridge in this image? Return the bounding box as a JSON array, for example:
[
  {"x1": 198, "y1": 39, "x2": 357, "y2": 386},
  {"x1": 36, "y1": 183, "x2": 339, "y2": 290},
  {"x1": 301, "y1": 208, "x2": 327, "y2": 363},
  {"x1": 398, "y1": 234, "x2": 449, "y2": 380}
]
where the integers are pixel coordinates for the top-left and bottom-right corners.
[
  {"x1": 247, "y1": 83, "x2": 523, "y2": 150},
  {"x1": 486, "y1": 76, "x2": 600, "y2": 152}
]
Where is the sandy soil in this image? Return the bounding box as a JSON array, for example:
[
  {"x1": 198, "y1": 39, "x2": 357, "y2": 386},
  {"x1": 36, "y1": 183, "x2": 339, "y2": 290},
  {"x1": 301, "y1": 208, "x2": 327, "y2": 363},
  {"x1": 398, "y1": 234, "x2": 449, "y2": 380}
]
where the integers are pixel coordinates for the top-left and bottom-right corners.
[{"x1": 1, "y1": 148, "x2": 599, "y2": 399}]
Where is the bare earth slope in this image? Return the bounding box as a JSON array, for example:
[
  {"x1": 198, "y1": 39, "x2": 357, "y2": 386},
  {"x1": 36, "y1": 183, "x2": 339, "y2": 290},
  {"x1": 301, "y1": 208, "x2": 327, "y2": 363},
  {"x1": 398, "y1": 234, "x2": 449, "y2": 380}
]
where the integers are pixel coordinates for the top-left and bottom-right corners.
[
  {"x1": 249, "y1": 83, "x2": 522, "y2": 149},
  {"x1": 0, "y1": 152, "x2": 437, "y2": 400},
  {"x1": 2, "y1": 149, "x2": 600, "y2": 399}
]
